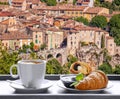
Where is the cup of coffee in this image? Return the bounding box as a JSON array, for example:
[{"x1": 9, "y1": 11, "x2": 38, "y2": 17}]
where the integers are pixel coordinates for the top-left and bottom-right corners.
[{"x1": 10, "y1": 60, "x2": 46, "y2": 89}]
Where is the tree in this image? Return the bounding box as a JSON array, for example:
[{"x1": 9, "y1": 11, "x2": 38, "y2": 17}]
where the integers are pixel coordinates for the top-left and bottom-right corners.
[
  {"x1": 66, "y1": 54, "x2": 78, "y2": 68},
  {"x1": 0, "y1": 48, "x2": 20, "y2": 74},
  {"x1": 113, "y1": 65, "x2": 120, "y2": 74},
  {"x1": 113, "y1": 0, "x2": 120, "y2": 6},
  {"x1": 101, "y1": 35, "x2": 105, "y2": 48},
  {"x1": 109, "y1": 14, "x2": 120, "y2": 45},
  {"x1": 73, "y1": 0, "x2": 77, "y2": 5},
  {"x1": 29, "y1": 42, "x2": 34, "y2": 51},
  {"x1": 90, "y1": 15, "x2": 107, "y2": 29},
  {"x1": 74, "y1": 16, "x2": 89, "y2": 25},
  {"x1": 46, "y1": 58, "x2": 63, "y2": 74},
  {"x1": 101, "y1": 48, "x2": 112, "y2": 62},
  {"x1": 40, "y1": 0, "x2": 47, "y2": 2},
  {"x1": 98, "y1": 62, "x2": 112, "y2": 74},
  {"x1": 40, "y1": 43, "x2": 47, "y2": 50},
  {"x1": 30, "y1": 52, "x2": 39, "y2": 59},
  {"x1": 46, "y1": 0, "x2": 57, "y2": 6}
]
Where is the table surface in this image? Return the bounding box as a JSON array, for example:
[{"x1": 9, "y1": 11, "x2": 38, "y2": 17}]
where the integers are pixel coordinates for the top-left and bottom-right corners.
[{"x1": 0, "y1": 75, "x2": 120, "y2": 99}]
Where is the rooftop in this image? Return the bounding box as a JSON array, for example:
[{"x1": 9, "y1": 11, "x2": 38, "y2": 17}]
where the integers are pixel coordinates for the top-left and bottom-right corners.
[{"x1": 0, "y1": 31, "x2": 32, "y2": 40}]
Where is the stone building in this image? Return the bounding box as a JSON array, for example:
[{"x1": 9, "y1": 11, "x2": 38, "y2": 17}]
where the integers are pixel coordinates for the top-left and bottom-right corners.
[
  {"x1": 46, "y1": 28, "x2": 64, "y2": 50},
  {"x1": 37, "y1": 5, "x2": 109, "y2": 21},
  {"x1": 0, "y1": 31, "x2": 32, "y2": 50},
  {"x1": 11, "y1": 0, "x2": 27, "y2": 10},
  {"x1": 0, "y1": 11, "x2": 14, "y2": 22},
  {"x1": 32, "y1": 28, "x2": 45, "y2": 47},
  {"x1": 67, "y1": 25, "x2": 117, "y2": 56}
]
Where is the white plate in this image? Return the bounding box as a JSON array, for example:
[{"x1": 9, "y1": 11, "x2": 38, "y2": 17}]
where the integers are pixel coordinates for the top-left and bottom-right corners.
[
  {"x1": 9, "y1": 79, "x2": 54, "y2": 93},
  {"x1": 57, "y1": 80, "x2": 113, "y2": 92}
]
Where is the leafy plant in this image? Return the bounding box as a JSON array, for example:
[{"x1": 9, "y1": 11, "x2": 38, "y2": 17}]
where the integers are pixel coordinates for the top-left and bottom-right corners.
[
  {"x1": 90, "y1": 15, "x2": 107, "y2": 29},
  {"x1": 74, "y1": 16, "x2": 89, "y2": 25},
  {"x1": 70, "y1": 73, "x2": 84, "y2": 86},
  {"x1": 98, "y1": 62, "x2": 112, "y2": 74}
]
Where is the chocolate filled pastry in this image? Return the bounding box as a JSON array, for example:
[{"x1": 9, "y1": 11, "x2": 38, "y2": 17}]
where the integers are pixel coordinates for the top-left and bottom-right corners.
[
  {"x1": 75, "y1": 70, "x2": 108, "y2": 90},
  {"x1": 70, "y1": 61, "x2": 92, "y2": 75}
]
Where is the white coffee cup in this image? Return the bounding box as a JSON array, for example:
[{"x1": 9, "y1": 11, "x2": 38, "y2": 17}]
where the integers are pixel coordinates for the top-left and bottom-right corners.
[{"x1": 10, "y1": 60, "x2": 46, "y2": 89}]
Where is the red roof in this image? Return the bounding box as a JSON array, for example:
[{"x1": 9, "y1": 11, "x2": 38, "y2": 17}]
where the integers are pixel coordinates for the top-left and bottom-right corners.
[
  {"x1": 0, "y1": 11, "x2": 14, "y2": 17},
  {"x1": 0, "y1": 31, "x2": 32, "y2": 40}
]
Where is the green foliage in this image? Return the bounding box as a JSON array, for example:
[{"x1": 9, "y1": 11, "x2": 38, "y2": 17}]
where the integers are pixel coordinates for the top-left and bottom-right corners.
[
  {"x1": 94, "y1": 0, "x2": 120, "y2": 11},
  {"x1": 61, "y1": 63, "x2": 70, "y2": 74},
  {"x1": 90, "y1": 15, "x2": 107, "y2": 29},
  {"x1": 0, "y1": 48, "x2": 20, "y2": 74},
  {"x1": 18, "y1": 42, "x2": 35, "y2": 53},
  {"x1": 98, "y1": 62, "x2": 112, "y2": 74},
  {"x1": 46, "y1": 0, "x2": 57, "y2": 6},
  {"x1": 109, "y1": 14, "x2": 120, "y2": 28},
  {"x1": 67, "y1": 54, "x2": 78, "y2": 68},
  {"x1": 0, "y1": 2, "x2": 9, "y2": 5},
  {"x1": 30, "y1": 52, "x2": 39, "y2": 59},
  {"x1": 113, "y1": 65, "x2": 120, "y2": 74},
  {"x1": 29, "y1": 42, "x2": 34, "y2": 51},
  {"x1": 109, "y1": 14, "x2": 120, "y2": 45},
  {"x1": 102, "y1": 48, "x2": 112, "y2": 62},
  {"x1": 80, "y1": 42, "x2": 89, "y2": 47},
  {"x1": 113, "y1": 0, "x2": 120, "y2": 6},
  {"x1": 74, "y1": 16, "x2": 89, "y2": 25},
  {"x1": 101, "y1": 35, "x2": 105, "y2": 48},
  {"x1": 46, "y1": 58, "x2": 63, "y2": 74},
  {"x1": 73, "y1": 0, "x2": 77, "y2": 5},
  {"x1": 40, "y1": 0, "x2": 47, "y2": 2},
  {"x1": 40, "y1": 43, "x2": 47, "y2": 50}
]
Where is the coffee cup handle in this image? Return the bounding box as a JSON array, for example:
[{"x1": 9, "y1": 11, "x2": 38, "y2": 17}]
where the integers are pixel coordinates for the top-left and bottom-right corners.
[{"x1": 10, "y1": 65, "x2": 19, "y2": 78}]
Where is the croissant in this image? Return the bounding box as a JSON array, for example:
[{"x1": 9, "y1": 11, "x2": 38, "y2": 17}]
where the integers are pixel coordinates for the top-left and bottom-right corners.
[
  {"x1": 70, "y1": 61, "x2": 92, "y2": 75},
  {"x1": 75, "y1": 70, "x2": 108, "y2": 90}
]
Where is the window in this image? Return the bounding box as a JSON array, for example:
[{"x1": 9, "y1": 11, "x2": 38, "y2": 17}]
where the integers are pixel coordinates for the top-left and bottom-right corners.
[
  {"x1": 35, "y1": 40, "x2": 38, "y2": 44},
  {"x1": 60, "y1": 10, "x2": 64, "y2": 13},
  {"x1": 36, "y1": 35, "x2": 38, "y2": 38},
  {"x1": 76, "y1": 12, "x2": 78, "y2": 14},
  {"x1": 80, "y1": 12, "x2": 82, "y2": 14}
]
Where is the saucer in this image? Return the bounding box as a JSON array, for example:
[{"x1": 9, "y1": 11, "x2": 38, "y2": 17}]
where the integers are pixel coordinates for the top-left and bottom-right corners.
[
  {"x1": 57, "y1": 80, "x2": 113, "y2": 92},
  {"x1": 9, "y1": 79, "x2": 54, "y2": 93}
]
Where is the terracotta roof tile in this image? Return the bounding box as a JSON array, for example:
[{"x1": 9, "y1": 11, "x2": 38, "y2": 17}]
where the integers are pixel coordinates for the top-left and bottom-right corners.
[
  {"x1": 0, "y1": 31, "x2": 32, "y2": 40},
  {"x1": 106, "y1": 36, "x2": 114, "y2": 39},
  {"x1": 84, "y1": 7, "x2": 104, "y2": 14},
  {"x1": 37, "y1": 4, "x2": 86, "y2": 11},
  {"x1": 12, "y1": 0, "x2": 25, "y2": 3},
  {"x1": 0, "y1": 11, "x2": 14, "y2": 17}
]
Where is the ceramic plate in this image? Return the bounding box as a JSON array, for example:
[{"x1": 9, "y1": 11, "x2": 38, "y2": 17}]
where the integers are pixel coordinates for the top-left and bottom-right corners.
[
  {"x1": 57, "y1": 80, "x2": 113, "y2": 92},
  {"x1": 9, "y1": 79, "x2": 54, "y2": 93}
]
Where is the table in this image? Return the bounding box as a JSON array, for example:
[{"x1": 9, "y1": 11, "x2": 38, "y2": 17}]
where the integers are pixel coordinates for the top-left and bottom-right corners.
[{"x1": 0, "y1": 75, "x2": 120, "y2": 99}]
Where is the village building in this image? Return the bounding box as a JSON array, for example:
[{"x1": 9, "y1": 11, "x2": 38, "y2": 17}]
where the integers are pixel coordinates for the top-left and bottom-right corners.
[
  {"x1": 0, "y1": 30, "x2": 32, "y2": 50},
  {"x1": 46, "y1": 27, "x2": 64, "y2": 50},
  {"x1": 11, "y1": 0, "x2": 27, "y2": 10}
]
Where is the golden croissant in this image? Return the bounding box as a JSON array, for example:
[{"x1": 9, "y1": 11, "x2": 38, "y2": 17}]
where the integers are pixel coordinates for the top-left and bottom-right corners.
[
  {"x1": 75, "y1": 70, "x2": 108, "y2": 90},
  {"x1": 70, "y1": 61, "x2": 92, "y2": 75}
]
